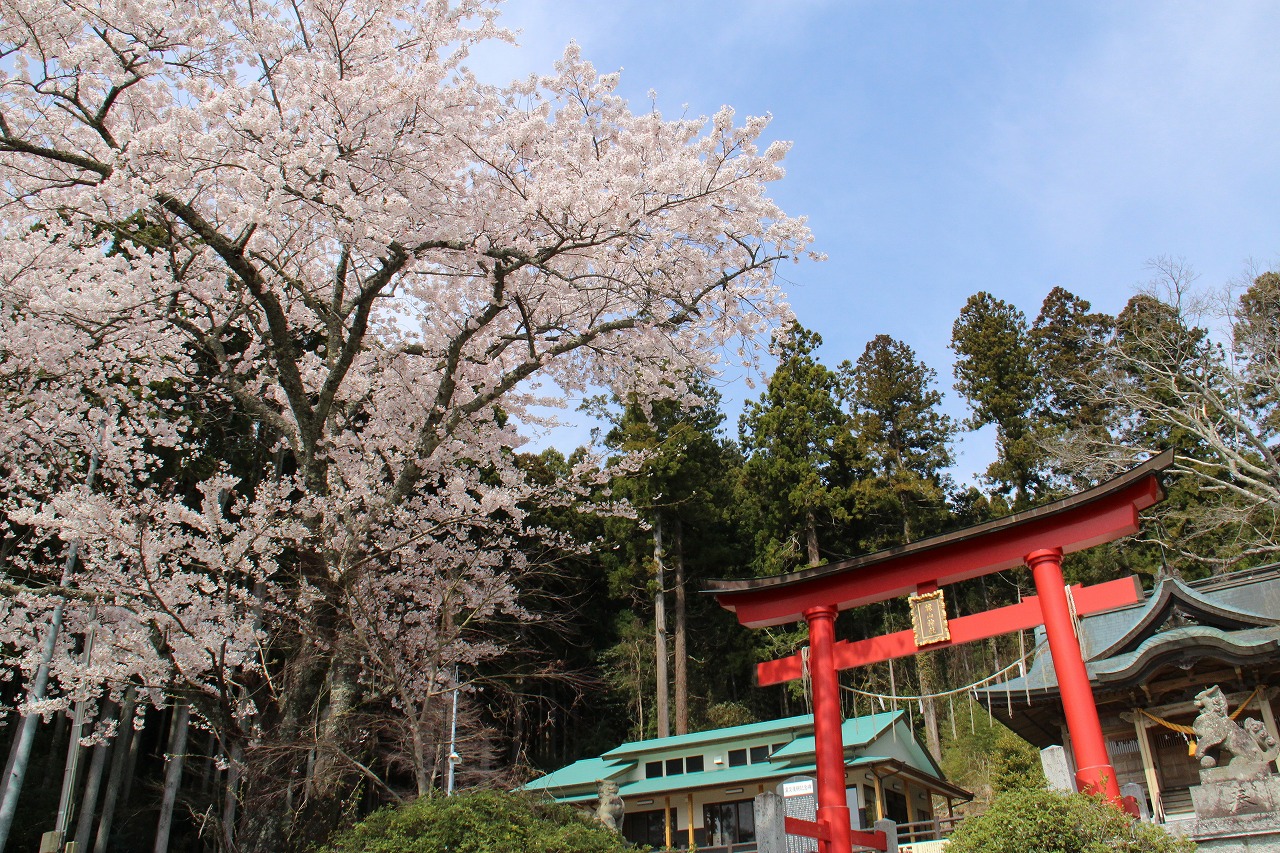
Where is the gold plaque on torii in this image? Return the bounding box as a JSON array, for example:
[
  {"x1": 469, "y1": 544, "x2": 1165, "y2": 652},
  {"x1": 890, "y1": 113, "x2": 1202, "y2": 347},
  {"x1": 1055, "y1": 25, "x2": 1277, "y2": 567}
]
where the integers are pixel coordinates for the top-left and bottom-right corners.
[{"x1": 909, "y1": 589, "x2": 950, "y2": 647}]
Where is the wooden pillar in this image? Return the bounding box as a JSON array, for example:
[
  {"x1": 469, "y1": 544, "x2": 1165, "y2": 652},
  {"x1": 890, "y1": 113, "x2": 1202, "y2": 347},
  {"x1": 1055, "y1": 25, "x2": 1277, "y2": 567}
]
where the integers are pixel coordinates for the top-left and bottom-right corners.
[
  {"x1": 663, "y1": 796, "x2": 672, "y2": 850},
  {"x1": 1025, "y1": 549, "x2": 1122, "y2": 804},
  {"x1": 901, "y1": 777, "x2": 915, "y2": 841},
  {"x1": 805, "y1": 604, "x2": 852, "y2": 853},
  {"x1": 1259, "y1": 687, "x2": 1280, "y2": 775},
  {"x1": 1129, "y1": 712, "x2": 1164, "y2": 823},
  {"x1": 873, "y1": 773, "x2": 885, "y2": 821},
  {"x1": 687, "y1": 793, "x2": 695, "y2": 849}
]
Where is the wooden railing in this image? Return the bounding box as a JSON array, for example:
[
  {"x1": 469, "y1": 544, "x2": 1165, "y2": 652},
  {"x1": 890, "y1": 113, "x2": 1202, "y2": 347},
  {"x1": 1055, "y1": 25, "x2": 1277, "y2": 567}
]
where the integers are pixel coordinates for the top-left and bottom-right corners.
[
  {"x1": 891, "y1": 814, "x2": 965, "y2": 845},
  {"x1": 661, "y1": 814, "x2": 966, "y2": 853}
]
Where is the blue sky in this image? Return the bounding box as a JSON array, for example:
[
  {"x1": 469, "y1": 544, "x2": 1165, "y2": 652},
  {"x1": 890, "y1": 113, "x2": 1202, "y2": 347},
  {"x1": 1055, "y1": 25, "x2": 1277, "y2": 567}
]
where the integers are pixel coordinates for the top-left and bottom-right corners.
[{"x1": 471, "y1": 1, "x2": 1280, "y2": 482}]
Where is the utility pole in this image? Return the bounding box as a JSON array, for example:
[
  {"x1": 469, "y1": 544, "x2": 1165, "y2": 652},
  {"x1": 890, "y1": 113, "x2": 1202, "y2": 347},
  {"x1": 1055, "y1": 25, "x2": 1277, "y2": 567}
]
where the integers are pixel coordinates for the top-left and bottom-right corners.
[{"x1": 446, "y1": 667, "x2": 460, "y2": 795}]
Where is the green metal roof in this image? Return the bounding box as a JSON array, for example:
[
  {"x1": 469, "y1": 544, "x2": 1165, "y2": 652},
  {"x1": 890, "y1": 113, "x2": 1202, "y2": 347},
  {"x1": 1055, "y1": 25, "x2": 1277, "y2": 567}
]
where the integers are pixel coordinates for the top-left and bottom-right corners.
[
  {"x1": 522, "y1": 711, "x2": 910, "y2": 797},
  {"x1": 599, "y1": 714, "x2": 816, "y2": 759},
  {"x1": 531, "y1": 754, "x2": 909, "y2": 803},
  {"x1": 518, "y1": 709, "x2": 965, "y2": 804},
  {"x1": 769, "y1": 712, "x2": 901, "y2": 760},
  {"x1": 618, "y1": 761, "x2": 819, "y2": 797},
  {"x1": 520, "y1": 756, "x2": 633, "y2": 795}
]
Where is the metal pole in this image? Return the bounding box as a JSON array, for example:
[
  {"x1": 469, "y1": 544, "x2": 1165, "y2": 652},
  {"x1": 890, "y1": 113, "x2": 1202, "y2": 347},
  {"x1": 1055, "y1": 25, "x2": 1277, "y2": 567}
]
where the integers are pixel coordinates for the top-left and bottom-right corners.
[
  {"x1": 1026, "y1": 548, "x2": 1121, "y2": 802},
  {"x1": 805, "y1": 605, "x2": 852, "y2": 853},
  {"x1": 446, "y1": 667, "x2": 460, "y2": 795}
]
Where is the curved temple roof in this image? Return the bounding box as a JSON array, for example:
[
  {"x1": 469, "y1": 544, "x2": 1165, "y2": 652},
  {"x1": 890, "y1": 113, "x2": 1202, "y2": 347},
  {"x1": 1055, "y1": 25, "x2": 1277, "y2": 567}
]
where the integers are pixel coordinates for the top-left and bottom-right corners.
[{"x1": 705, "y1": 450, "x2": 1173, "y2": 628}]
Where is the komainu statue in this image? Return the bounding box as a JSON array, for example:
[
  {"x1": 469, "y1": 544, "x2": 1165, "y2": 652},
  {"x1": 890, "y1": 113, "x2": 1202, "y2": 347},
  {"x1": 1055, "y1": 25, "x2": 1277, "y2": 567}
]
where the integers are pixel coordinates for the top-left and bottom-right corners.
[
  {"x1": 594, "y1": 779, "x2": 625, "y2": 833},
  {"x1": 1192, "y1": 685, "x2": 1280, "y2": 783}
]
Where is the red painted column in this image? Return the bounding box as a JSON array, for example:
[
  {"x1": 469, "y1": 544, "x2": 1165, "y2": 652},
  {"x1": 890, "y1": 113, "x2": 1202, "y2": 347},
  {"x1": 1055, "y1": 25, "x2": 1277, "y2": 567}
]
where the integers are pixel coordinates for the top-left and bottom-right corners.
[
  {"x1": 804, "y1": 605, "x2": 852, "y2": 853},
  {"x1": 1025, "y1": 548, "x2": 1122, "y2": 802}
]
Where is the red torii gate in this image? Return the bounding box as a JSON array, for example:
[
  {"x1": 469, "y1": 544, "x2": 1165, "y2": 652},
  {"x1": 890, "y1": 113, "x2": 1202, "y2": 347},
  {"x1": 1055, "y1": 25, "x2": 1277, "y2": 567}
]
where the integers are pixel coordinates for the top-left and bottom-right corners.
[{"x1": 706, "y1": 451, "x2": 1173, "y2": 853}]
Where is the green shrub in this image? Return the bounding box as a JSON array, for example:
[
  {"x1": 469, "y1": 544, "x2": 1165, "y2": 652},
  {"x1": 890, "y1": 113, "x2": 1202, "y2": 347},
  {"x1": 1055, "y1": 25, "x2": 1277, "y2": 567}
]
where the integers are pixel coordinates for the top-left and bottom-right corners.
[
  {"x1": 939, "y1": 706, "x2": 1046, "y2": 808},
  {"x1": 946, "y1": 787, "x2": 1196, "y2": 853},
  {"x1": 324, "y1": 789, "x2": 641, "y2": 853}
]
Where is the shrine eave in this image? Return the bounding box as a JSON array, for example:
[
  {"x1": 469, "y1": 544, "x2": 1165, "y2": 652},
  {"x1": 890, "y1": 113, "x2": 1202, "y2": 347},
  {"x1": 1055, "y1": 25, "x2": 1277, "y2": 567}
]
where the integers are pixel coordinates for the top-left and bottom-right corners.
[{"x1": 704, "y1": 450, "x2": 1173, "y2": 628}]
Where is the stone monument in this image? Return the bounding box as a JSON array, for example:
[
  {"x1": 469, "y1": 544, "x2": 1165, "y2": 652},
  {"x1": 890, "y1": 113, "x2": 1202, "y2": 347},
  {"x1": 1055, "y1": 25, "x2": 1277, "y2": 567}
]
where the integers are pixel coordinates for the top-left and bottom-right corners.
[
  {"x1": 1040, "y1": 745, "x2": 1076, "y2": 793},
  {"x1": 778, "y1": 776, "x2": 818, "y2": 853}
]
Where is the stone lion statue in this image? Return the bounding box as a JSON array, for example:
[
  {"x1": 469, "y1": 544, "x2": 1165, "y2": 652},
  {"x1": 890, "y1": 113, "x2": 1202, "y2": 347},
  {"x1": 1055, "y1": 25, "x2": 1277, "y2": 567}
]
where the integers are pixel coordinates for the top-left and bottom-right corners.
[
  {"x1": 594, "y1": 779, "x2": 625, "y2": 833},
  {"x1": 1192, "y1": 685, "x2": 1279, "y2": 782}
]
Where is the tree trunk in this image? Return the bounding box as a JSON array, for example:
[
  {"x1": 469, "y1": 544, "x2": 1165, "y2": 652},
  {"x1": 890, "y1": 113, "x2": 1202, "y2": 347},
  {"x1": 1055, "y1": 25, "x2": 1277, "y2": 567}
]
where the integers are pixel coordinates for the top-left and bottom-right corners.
[
  {"x1": 917, "y1": 652, "x2": 943, "y2": 762},
  {"x1": 805, "y1": 509, "x2": 821, "y2": 567},
  {"x1": 199, "y1": 730, "x2": 216, "y2": 797},
  {"x1": 153, "y1": 704, "x2": 191, "y2": 853},
  {"x1": 412, "y1": 712, "x2": 432, "y2": 798},
  {"x1": 673, "y1": 516, "x2": 689, "y2": 736},
  {"x1": 221, "y1": 739, "x2": 244, "y2": 853},
  {"x1": 509, "y1": 676, "x2": 526, "y2": 765},
  {"x1": 73, "y1": 701, "x2": 115, "y2": 851},
  {"x1": 44, "y1": 709, "x2": 68, "y2": 789},
  {"x1": 93, "y1": 688, "x2": 135, "y2": 853},
  {"x1": 653, "y1": 513, "x2": 670, "y2": 739},
  {"x1": 635, "y1": 645, "x2": 646, "y2": 737},
  {"x1": 221, "y1": 578, "x2": 263, "y2": 851},
  {"x1": 116, "y1": 705, "x2": 144, "y2": 823},
  {"x1": 0, "y1": 727, "x2": 17, "y2": 804},
  {"x1": 236, "y1": 567, "x2": 344, "y2": 852},
  {"x1": 0, "y1": 446, "x2": 101, "y2": 852},
  {"x1": 310, "y1": 657, "x2": 360, "y2": 798},
  {"x1": 54, "y1": 612, "x2": 99, "y2": 841}
]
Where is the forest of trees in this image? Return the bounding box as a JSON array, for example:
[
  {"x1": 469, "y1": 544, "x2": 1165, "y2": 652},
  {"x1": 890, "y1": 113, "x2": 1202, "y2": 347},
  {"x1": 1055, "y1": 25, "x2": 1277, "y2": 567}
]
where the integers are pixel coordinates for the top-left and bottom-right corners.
[
  {"x1": 1, "y1": 1, "x2": 1278, "y2": 851},
  {"x1": 3, "y1": 257, "x2": 1274, "y2": 850}
]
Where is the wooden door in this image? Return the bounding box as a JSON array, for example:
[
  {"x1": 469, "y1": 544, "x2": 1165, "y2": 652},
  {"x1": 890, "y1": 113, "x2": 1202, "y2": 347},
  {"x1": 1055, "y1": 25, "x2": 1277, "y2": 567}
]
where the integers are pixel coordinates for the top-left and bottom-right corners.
[{"x1": 1151, "y1": 728, "x2": 1199, "y2": 789}]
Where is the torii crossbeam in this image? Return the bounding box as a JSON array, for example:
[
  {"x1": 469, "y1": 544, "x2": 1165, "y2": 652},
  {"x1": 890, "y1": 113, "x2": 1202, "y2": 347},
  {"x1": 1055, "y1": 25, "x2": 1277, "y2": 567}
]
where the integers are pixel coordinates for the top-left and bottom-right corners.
[{"x1": 705, "y1": 451, "x2": 1172, "y2": 853}]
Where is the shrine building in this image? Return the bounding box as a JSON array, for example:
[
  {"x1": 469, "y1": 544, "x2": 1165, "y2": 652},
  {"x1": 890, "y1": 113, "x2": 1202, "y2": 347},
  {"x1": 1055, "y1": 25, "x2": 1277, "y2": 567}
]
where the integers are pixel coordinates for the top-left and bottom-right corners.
[
  {"x1": 518, "y1": 710, "x2": 970, "y2": 851},
  {"x1": 975, "y1": 562, "x2": 1280, "y2": 824}
]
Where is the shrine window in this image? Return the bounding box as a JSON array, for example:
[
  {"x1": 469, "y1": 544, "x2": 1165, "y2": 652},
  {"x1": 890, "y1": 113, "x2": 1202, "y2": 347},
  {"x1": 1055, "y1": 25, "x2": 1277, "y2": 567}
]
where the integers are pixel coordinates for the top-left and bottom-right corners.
[
  {"x1": 859, "y1": 784, "x2": 876, "y2": 828},
  {"x1": 647, "y1": 755, "x2": 705, "y2": 778},
  {"x1": 727, "y1": 745, "x2": 776, "y2": 767},
  {"x1": 703, "y1": 799, "x2": 756, "y2": 846},
  {"x1": 623, "y1": 810, "x2": 667, "y2": 847},
  {"x1": 883, "y1": 789, "x2": 909, "y2": 824}
]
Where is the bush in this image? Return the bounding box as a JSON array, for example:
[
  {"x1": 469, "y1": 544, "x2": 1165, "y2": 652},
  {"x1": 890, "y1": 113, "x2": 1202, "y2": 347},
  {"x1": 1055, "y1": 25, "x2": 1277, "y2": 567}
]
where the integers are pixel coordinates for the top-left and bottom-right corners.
[
  {"x1": 324, "y1": 789, "x2": 641, "y2": 853},
  {"x1": 939, "y1": 708, "x2": 1046, "y2": 809},
  {"x1": 946, "y1": 788, "x2": 1196, "y2": 853}
]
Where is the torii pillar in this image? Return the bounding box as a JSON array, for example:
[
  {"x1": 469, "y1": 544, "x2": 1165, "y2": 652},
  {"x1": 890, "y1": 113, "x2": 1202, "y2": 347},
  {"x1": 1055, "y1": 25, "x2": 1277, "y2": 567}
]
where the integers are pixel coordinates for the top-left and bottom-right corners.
[
  {"x1": 1025, "y1": 547, "x2": 1116, "y2": 796},
  {"x1": 805, "y1": 604, "x2": 853, "y2": 853},
  {"x1": 707, "y1": 451, "x2": 1173, "y2": 852}
]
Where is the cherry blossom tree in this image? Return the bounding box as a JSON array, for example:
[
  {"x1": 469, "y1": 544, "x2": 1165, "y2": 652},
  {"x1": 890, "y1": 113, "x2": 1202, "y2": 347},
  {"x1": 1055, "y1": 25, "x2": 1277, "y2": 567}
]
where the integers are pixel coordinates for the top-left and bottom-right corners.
[{"x1": 0, "y1": 0, "x2": 811, "y2": 847}]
